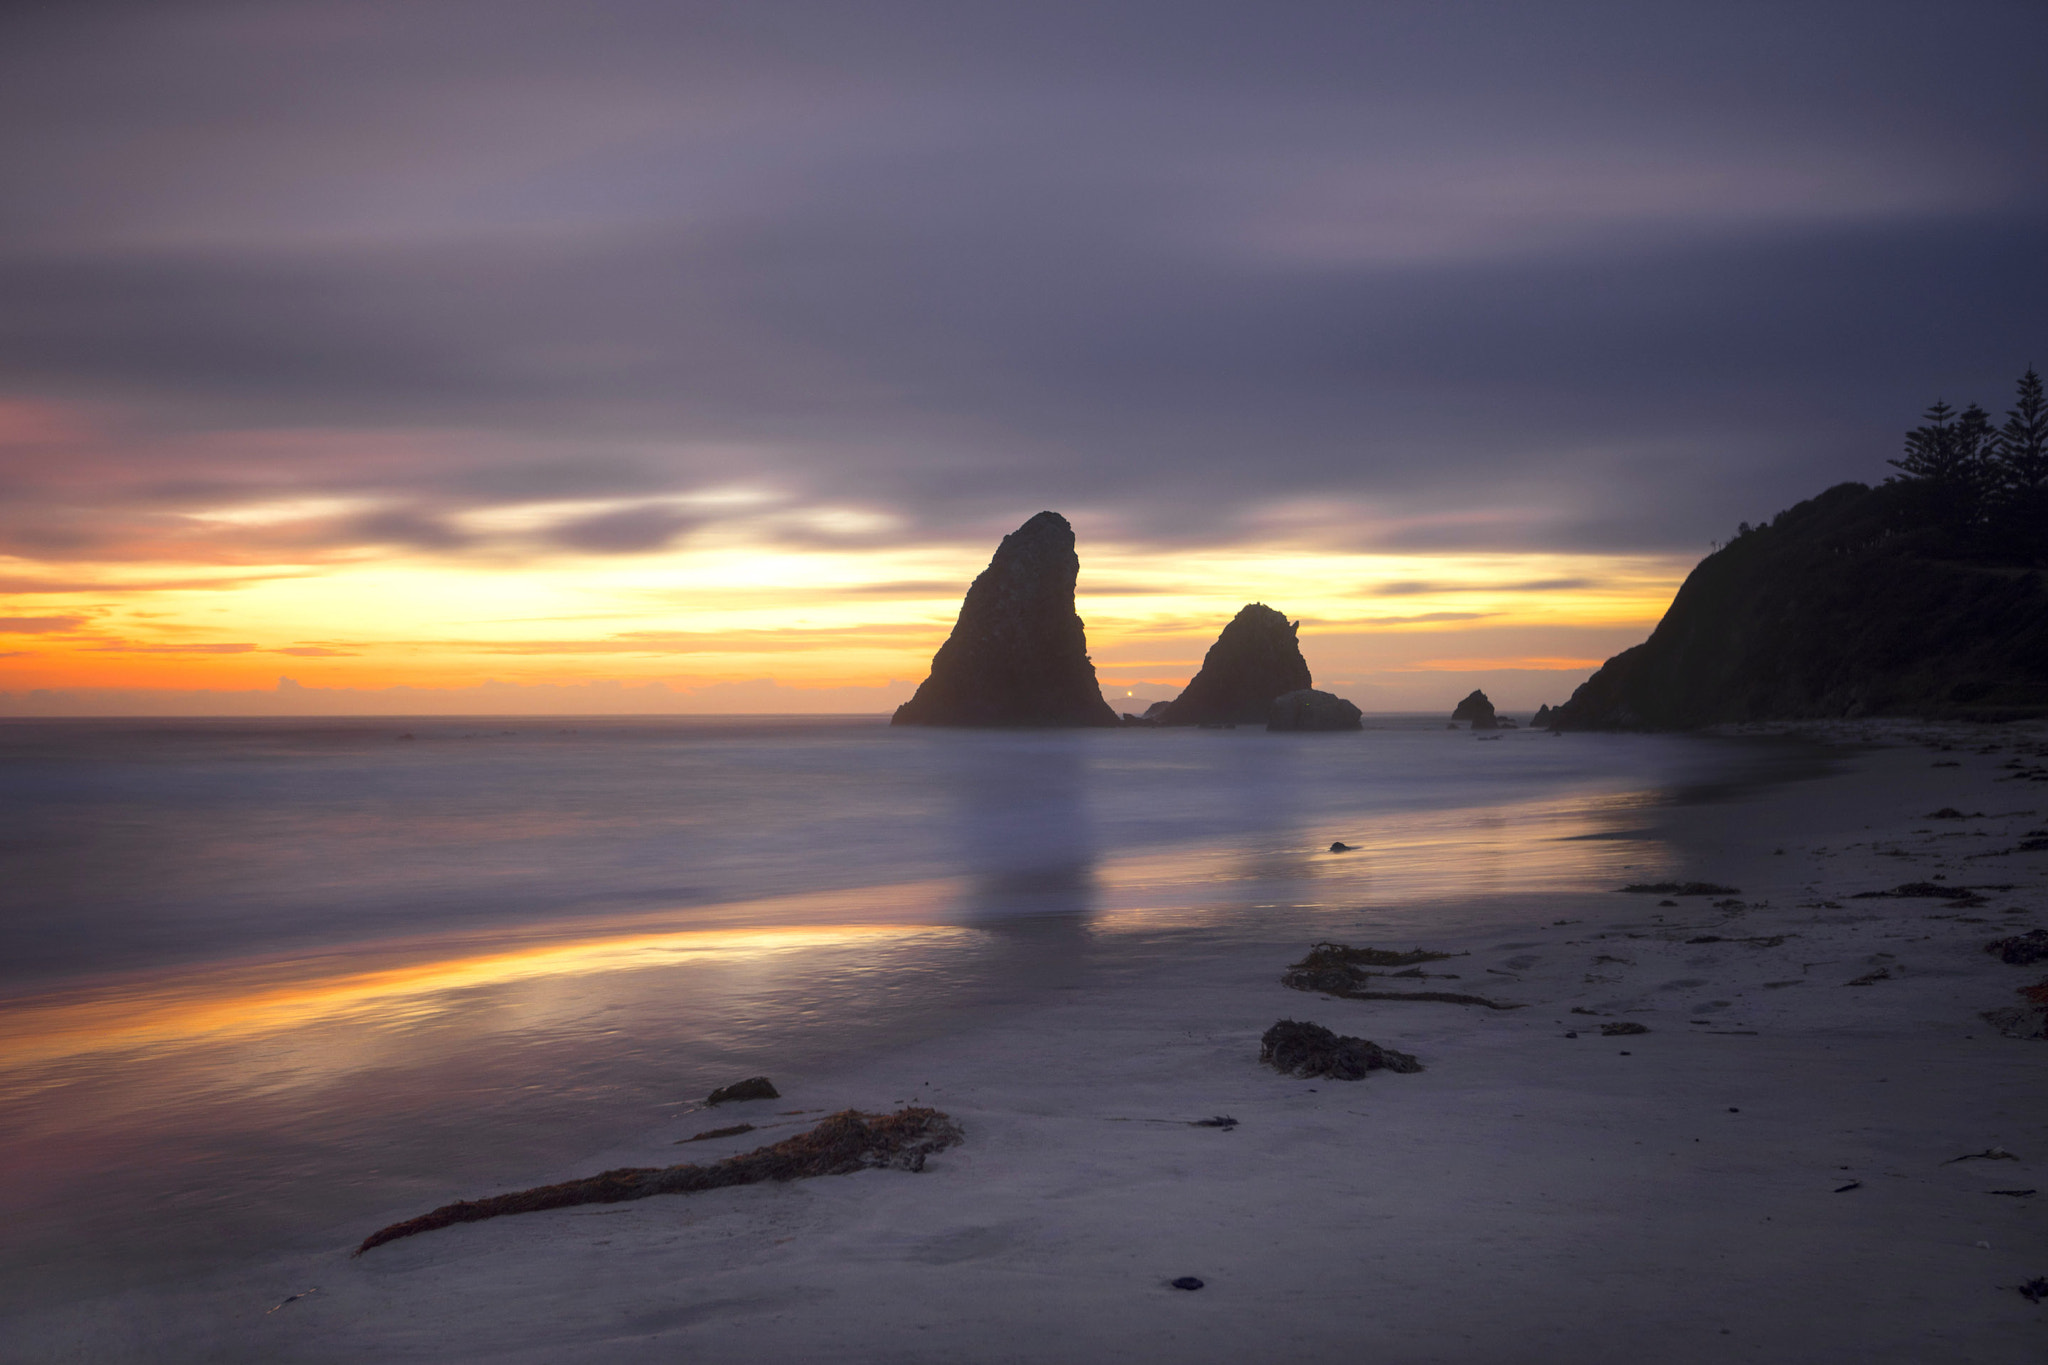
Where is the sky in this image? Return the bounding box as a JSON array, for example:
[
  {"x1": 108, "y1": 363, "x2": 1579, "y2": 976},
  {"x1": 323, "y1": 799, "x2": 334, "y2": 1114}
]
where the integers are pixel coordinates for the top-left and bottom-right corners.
[{"x1": 2, "y1": 0, "x2": 2044, "y2": 715}]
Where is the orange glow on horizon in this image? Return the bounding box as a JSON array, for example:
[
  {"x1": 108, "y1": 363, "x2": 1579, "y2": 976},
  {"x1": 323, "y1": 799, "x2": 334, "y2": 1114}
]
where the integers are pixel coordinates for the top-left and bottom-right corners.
[
  {"x1": 0, "y1": 529, "x2": 1688, "y2": 709},
  {"x1": 0, "y1": 920, "x2": 967, "y2": 1075}
]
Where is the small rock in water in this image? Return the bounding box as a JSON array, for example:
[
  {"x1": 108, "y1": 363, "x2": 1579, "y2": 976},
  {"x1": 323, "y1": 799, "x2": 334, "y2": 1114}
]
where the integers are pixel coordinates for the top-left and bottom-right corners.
[
  {"x1": 1328, "y1": 841, "x2": 1353, "y2": 853},
  {"x1": 1268, "y1": 688, "x2": 1363, "y2": 731},
  {"x1": 1170, "y1": 1276, "x2": 1205, "y2": 1291},
  {"x1": 706, "y1": 1076, "x2": 780, "y2": 1105}
]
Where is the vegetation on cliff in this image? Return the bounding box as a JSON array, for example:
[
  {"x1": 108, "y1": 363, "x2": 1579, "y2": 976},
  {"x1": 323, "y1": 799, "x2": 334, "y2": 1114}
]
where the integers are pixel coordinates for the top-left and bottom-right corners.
[{"x1": 1551, "y1": 368, "x2": 2048, "y2": 728}]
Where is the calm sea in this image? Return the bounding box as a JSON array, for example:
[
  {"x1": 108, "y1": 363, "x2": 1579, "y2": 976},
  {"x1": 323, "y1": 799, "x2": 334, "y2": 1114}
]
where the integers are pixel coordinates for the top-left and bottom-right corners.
[{"x1": 0, "y1": 715, "x2": 1815, "y2": 1328}]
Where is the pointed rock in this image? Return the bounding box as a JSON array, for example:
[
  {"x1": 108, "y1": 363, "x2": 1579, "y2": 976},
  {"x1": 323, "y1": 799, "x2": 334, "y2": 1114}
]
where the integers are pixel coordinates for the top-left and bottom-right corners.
[
  {"x1": 1452, "y1": 689, "x2": 1498, "y2": 729},
  {"x1": 891, "y1": 512, "x2": 1119, "y2": 727},
  {"x1": 1157, "y1": 604, "x2": 1311, "y2": 726}
]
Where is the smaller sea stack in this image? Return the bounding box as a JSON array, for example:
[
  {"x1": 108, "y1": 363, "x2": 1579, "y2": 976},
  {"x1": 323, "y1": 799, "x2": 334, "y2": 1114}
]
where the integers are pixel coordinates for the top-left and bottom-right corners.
[
  {"x1": 1452, "y1": 689, "x2": 1498, "y2": 730},
  {"x1": 1157, "y1": 604, "x2": 1312, "y2": 726}
]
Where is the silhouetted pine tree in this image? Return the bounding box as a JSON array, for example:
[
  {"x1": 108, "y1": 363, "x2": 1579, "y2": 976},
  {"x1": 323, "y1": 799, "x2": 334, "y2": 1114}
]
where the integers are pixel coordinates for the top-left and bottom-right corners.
[
  {"x1": 1986, "y1": 367, "x2": 2048, "y2": 558},
  {"x1": 1997, "y1": 367, "x2": 2048, "y2": 491},
  {"x1": 1891, "y1": 399, "x2": 1961, "y2": 483}
]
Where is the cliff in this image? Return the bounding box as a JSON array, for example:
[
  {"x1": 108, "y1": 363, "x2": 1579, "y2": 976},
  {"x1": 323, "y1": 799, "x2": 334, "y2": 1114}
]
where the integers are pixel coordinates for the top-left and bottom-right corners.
[
  {"x1": 1550, "y1": 482, "x2": 2048, "y2": 729},
  {"x1": 891, "y1": 512, "x2": 1120, "y2": 727},
  {"x1": 1157, "y1": 604, "x2": 1313, "y2": 725}
]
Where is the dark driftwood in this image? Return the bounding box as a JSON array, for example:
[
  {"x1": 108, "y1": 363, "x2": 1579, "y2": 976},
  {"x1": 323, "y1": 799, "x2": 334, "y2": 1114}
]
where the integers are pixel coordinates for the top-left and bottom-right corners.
[{"x1": 355, "y1": 1107, "x2": 962, "y2": 1256}]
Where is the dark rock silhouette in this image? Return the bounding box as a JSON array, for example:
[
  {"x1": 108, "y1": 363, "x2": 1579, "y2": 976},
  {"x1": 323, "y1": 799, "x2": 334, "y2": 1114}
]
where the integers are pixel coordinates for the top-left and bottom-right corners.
[
  {"x1": 1259, "y1": 1020, "x2": 1422, "y2": 1079},
  {"x1": 1986, "y1": 929, "x2": 2048, "y2": 965},
  {"x1": 1157, "y1": 604, "x2": 1311, "y2": 725},
  {"x1": 1530, "y1": 703, "x2": 1556, "y2": 728},
  {"x1": 1452, "y1": 689, "x2": 1498, "y2": 729},
  {"x1": 1267, "y1": 688, "x2": 1362, "y2": 731},
  {"x1": 705, "y1": 1076, "x2": 778, "y2": 1105},
  {"x1": 891, "y1": 512, "x2": 1119, "y2": 727},
  {"x1": 1550, "y1": 482, "x2": 2048, "y2": 729}
]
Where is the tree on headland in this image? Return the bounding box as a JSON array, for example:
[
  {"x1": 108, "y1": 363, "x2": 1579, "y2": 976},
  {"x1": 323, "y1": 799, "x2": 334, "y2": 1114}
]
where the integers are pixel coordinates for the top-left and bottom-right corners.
[
  {"x1": 1997, "y1": 367, "x2": 2047, "y2": 493},
  {"x1": 1885, "y1": 368, "x2": 2047, "y2": 555}
]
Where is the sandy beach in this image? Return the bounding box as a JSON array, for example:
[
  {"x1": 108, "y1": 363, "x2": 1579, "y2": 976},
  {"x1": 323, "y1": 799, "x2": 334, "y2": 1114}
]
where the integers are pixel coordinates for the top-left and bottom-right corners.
[{"x1": 16, "y1": 723, "x2": 2048, "y2": 1365}]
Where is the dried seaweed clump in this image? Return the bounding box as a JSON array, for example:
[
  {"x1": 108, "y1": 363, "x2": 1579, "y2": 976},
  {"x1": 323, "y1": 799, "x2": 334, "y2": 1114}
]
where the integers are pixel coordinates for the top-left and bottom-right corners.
[
  {"x1": 1599, "y1": 1021, "x2": 1649, "y2": 1036},
  {"x1": 1982, "y1": 977, "x2": 2048, "y2": 1040},
  {"x1": 1985, "y1": 929, "x2": 2048, "y2": 966},
  {"x1": 1281, "y1": 942, "x2": 1518, "y2": 1009},
  {"x1": 1260, "y1": 1020, "x2": 1421, "y2": 1080},
  {"x1": 1851, "y1": 881, "x2": 2009, "y2": 900},
  {"x1": 356, "y1": 1107, "x2": 962, "y2": 1256}
]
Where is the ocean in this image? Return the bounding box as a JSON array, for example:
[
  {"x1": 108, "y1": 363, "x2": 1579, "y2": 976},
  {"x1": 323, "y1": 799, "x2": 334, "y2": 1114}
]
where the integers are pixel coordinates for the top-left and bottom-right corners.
[{"x1": 0, "y1": 716, "x2": 1818, "y2": 1324}]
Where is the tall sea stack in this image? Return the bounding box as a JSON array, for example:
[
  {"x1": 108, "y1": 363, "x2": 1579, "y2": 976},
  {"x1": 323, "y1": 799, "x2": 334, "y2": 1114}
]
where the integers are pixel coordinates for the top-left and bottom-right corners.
[
  {"x1": 891, "y1": 511, "x2": 1120, "y2": 727},
  {"x1": 1157, "y1": 604, "x2": 1312, "y2": 725}
]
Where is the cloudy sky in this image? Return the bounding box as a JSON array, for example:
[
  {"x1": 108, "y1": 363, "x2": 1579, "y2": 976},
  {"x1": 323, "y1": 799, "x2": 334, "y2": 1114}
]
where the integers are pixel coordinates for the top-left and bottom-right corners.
[{"x1": 2, "y1": 0, "x2": 2044, "y2": 713}]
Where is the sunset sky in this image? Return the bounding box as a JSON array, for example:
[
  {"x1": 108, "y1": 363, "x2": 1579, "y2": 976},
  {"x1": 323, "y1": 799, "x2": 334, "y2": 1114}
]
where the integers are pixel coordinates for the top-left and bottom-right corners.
[{"x1": 3, "y1": 1, "x2": 2044, "y2": 714}]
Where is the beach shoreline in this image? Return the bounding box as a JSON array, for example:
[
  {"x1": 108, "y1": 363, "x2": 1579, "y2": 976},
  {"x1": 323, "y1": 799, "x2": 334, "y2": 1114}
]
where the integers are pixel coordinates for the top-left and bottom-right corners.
[{"x1": 13, "y1": 722, "x2": 2048, "y2": 1364}]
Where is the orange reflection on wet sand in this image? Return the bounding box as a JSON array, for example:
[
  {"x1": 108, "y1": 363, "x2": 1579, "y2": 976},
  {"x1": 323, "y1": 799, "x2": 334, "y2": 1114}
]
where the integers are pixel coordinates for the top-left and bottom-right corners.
[
  {"x1": 0, "y1": 918, "x2": 966, "y2": 1077},
  {"x1": 1092, "y1": 787, "x2": 1669, "y2": 931}
]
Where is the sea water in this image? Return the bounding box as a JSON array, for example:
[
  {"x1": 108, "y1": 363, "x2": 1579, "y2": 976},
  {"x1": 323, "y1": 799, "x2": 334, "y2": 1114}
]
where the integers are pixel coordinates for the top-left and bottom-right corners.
[{"x1": 0, "y1": 716, "x2": 1819, "y2": 1322}]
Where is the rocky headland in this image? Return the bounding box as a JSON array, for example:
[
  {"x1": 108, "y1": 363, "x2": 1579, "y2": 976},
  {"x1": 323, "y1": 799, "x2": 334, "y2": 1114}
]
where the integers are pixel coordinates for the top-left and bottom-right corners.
[
  {"x1": 891, "y1": 511, "x2": 1120, "y2": 727},
  {"x1": 1550, "y1": 481, "x2": 2048, "y2": 729}
]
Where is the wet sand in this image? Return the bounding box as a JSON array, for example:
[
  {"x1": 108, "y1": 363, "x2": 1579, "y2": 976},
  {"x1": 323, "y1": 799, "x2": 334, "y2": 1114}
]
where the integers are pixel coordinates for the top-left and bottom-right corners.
[{"x1": 14, "y1": 724, "x2": 2048, "y2": 1364}]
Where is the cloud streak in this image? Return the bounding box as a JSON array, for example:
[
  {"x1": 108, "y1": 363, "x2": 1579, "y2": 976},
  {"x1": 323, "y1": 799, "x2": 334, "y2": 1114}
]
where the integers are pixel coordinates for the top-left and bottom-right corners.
[{"x1": 0, "y1": 0, "x2": 2041, "y2": 580}]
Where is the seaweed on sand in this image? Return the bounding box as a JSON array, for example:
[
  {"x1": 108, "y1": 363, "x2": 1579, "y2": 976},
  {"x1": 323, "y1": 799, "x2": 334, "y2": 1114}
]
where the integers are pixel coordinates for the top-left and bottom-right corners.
[
  {"x1": 1985, "y1": 929, "x2": 2048, "y2": 965},
  {"x1": 1281, "y1": 943, "x2": 1520, "y2": 1009},
  {"x1": 1294, "y1": 942, "x2": 1462, "y2": 969},
  {"x1": 355, "y1": 1107, "x2": 962, "y2": 1256},
  {"x1": 1260, "y1": 1020, "x2": 1422, "y2": 1079},
  {"x1": 1618, "y1": 882, "x2": 1740, "y2": 896},
  {"x1": 1851, "y1": 881, "x2": 2012, "y2": 900}
]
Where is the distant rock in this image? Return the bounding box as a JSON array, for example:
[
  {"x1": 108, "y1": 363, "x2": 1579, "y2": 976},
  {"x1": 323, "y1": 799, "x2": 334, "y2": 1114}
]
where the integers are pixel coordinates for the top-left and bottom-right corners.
[
  {"x1": 1267, "y1": 688, "x2": 1362, "y2": 731},
  {"x1": 1530, "y1": 703, "x2": 1556, "y2": 728},
  {"x1": 1141, "y1": 699, "x2": 1173, "y2": 719},
  {"x1": 891, "y1": 512, "x2": 1120, "y2": 727},
  {"x1": 1157, "y1": 604, "x2": 1312, "y2": 725},
  {"x1": 1548, "y1": 481, "x2": 2048, "y2": 729},
  {"x1": 1452, "y1": 689, "x2": 1498, "y2": 729}
]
